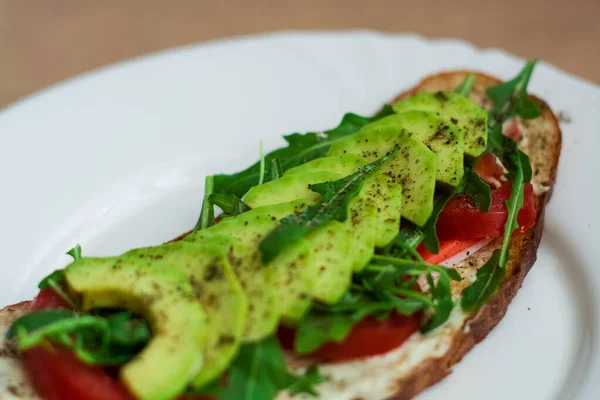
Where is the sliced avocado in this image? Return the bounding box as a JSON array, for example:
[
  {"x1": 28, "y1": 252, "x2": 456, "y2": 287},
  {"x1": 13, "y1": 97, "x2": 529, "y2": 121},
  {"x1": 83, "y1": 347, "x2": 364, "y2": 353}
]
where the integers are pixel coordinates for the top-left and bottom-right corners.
[
  {"x1": 392, "y1": 91, "x2": 488, "y2": 158},
  {"x1": 285, "y1": 154, "x2": 403, "y2": 247},
  {"x1": 244, "y1": 171, "x2": 341, "y2": 209},
  {"x1": 122, "y1": 240, "x2": 247, "y2": 388},
  {"x1": 191, "y1": 201, "x2": 316, "y2": 323},
  {"x1": 329, "y1": 136, "x2": 436, "y2": 227},
  {"x1": 65, "y1": 257, "x2": 206, "y2": 400},
  {"x1": 302, "y1": 220, "x2": 353, "y2": 304},
  {"x1": 183, "y1": 232, "x2": 277, "y2": 342},
  {"x1": 243, "y1": 171, "x2": 374, "y2": 273},
  {"x1": 353, "y1": 111, "x2": 464, "y2": 187},
  {"x1": 347, "y1": 195, "x2": 377, "y2": 271}
]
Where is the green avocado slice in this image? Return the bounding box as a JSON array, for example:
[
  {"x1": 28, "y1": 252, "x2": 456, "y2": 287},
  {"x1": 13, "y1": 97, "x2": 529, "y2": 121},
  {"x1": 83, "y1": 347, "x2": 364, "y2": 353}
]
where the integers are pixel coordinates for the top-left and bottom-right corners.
[
  {"x1": 64, "y1": 257, "x2": 206, "y2": 400},
  {"x1": 122, "y1": 240, "x2": 248, "y2": 388},
  {"x1": 285, "y1": 154, "x2": 403, "y2": 247},
  {"x1": 393, "y1": 91, "x2": 488, "y2": 158},
  {"x1": 328, "y1": 135, "x2": 436, "y2": 227},
  {"x1": 355, "y1": 111, "x2": 464, "y2": 187},
  {"x1": 192, "y1": 201, "x2": 316, "y2": 323},
  {"x1": 245, "y1": 171, "x2": 375, "y2": 276}
]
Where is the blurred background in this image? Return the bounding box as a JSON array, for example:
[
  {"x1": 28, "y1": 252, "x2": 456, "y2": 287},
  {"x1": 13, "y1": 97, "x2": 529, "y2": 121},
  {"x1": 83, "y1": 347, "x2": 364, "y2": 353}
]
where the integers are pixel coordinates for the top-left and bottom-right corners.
[{"x1": 1, "y1": 0, "x2": 599, "y2": 108}]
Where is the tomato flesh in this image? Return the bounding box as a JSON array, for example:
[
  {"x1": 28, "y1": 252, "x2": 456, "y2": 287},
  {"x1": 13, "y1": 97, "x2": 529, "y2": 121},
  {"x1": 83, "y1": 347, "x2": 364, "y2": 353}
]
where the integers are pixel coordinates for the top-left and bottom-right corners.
[
  {"x1": 278, "y1": 313, "x2": 421, "y2": 363},
  {"x1": 26, "y1": 290, "x2": 213, "y2": 400},
  {"x1": 22, "y1": 346, "x2": 135, "y2": 400},
  {"x1": 503, "y1": 119, "x2": 521, "y2": 139},
  {"x1": 436, "y1": 181, "x2": 536, "y2": 242},
  {"x1": 473, "y1": 153, "x2": 504, "y2": 185},
  {"x1": 418, "y1": 238, "x2": 481, "y2": 265},
  {"x1": 31, "y1": 289, "x2": 70, "y2": 311}
]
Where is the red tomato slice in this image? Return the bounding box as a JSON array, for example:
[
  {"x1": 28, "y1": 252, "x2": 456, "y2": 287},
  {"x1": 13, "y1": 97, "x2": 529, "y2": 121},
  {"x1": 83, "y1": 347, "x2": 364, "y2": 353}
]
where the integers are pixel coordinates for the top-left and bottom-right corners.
[
  {"x1": 503, "y1": 120, "x2": 521, "y2": 139},
  {"x1": 31, "y1": 289, "x2": 70, "y2": 311},
  {"x1": 436, "y1": 181, "x2": 536, "y2": 242},
  {"x1": 26, "y1": 290, "x2": 213, "y2": 400},
  {"x1": 418, "y1": 238, "x2": 481, "y2": 265},
  {"x1": 473, "y1": 153, "x2": 504, "y2": 185},
  {"x1": 278, "y1": 313, "x2": 421, "y2": 363},
  {"x1": 22, "y1": 346, "x2": 135, "y2": 400}
]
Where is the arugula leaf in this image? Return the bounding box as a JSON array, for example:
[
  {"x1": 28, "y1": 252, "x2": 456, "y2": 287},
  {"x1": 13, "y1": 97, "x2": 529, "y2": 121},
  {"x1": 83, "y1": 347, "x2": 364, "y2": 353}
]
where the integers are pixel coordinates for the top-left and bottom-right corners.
[
  {"x1": 287, "y1": 364, "x2": 324, "y2": 396},
  {"x1": 294, "y1": 294, "x2": 424, "y2": 354},
  {"x1": 213, "y1": 106, "x2": 394, "y2": 198},
  {"x1": 209, "y1": 193, "x2": 250, "y2": 218},
  {"x1": 486, "y1": 60, "x2": 540, "y2": 122},
  {"x1": 369, "y1": 256, "x2": 461, "y2": 283},
  {"x1": 271, "y1": 158, "x2": 284, "y2": 181},
  {"x1": 461, "y1": 61, "x2": 539, "y2": 310},
  {"x1": 258, "y1": 140, "x2": 266, "y2": 185},
  {"x1": 420, "y1": 272, "x2": 454, "y2": 332},
  {"x1": 194, "y1": 176, "x2": 215, "y2": 231},
  {"x1": 5, "y1": 309, "x2": 75, "y2": 339},
  {"x1": 461, "y1": 250, "x2": 505, "y2": 311},
  {"x1": 383, "y1": 223, "x2": 425, "y2": 259},
  {"x1": 454, "y1": 74, "x2": 476, "y2": 98},
  {"x1": 38, "y1": 266, "x2": 76, "y2": 309},
  {"x1": 38, "y1": 270, "x2": 65, "y2": 290},
  {"x1": 520, "y1": 148, "x2": 533, "y2": 183},
  {"x1": 366, "y1": 257, "x2": 460, "y2": 333},
  {"x1": 499, "y1": 142, "x2": 525, "y2": 267},
  {"x1": 294, "y1": 313, "x2": 355, "y2": 353},
  {"x1": 462, "y1": 169, "x2": 492, "y2": 211},
  {"x1": 207, "y1": 336, "x2": 322, "y2": 400},
  {"x1": 7, "y1": 309, "x2": 150, "y2": 366},
  {"x1": 293, "y1": 255, "x2": 462, "y2": 351},
  {"x1": 106, "y1": 312, "x2": 150, "y2": 348},
  {"x1": 421, "y1": 192, "x2": 453, "y2": 254},
  {"x1": 259, "y1": 149, "x2": 396, "y2": 264},
  {"x1": 66, "y1": 244, "x2": 82, "y2": 261}
]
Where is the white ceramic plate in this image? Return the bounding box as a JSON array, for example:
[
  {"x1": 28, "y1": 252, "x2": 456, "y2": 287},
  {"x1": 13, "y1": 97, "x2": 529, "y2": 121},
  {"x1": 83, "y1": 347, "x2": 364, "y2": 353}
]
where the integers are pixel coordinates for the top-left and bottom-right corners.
[{"x1": 1, "y1": 31, "x2": 599, "y2": 400}]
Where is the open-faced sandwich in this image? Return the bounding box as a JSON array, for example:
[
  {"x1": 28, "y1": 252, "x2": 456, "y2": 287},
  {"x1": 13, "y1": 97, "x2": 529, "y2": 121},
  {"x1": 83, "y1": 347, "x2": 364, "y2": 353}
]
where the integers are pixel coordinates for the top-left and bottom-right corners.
[{"x1": 0, "y1": 61, "x2": 561, "y2": 400}]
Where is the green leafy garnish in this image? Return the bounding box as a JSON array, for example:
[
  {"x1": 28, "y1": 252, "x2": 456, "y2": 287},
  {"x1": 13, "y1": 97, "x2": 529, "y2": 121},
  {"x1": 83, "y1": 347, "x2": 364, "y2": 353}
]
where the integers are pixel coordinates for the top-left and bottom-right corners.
[
  {"x1": 5, "y1": 309, "x2": 74, "y2": 339},
  {"x1": 486, "y1": 61, "x2": 540, "y2": 122},
  {"x1": 209, "y1": 193, "x2": 250, "y2": 218},
  {"x1": 286, "y1": 364, "x2": 324, "y2": 396},
  {"x1": 6, "y1": 309, "x2": 150, "y2": 366},
  {"x1": 382, "y1": 222, "x2": 425, "y2": 260},
  {"x1": 213, "y1": 106, "x2": 394, "y2": 198},
  {"x1": 293, "y1": 255, "x2": 462, "y2": 352},
  {"x1": 38, "y1": 245, "x2": 83, "y2": 308},
  {"x1": 259, "y1": 149, "x2": 397, "y2": 264},
  {"x1": 271, "y1": 158, "x2": 284, "y2": 181},
  {"x1": 421, "y1": 192, "x2": 454, "y2": 254},
  {"x1": 38, "y1": 270, "x2": 65, "y2": 290},
  {"x1": 194, "y1": 176, "x2": 215, "y2": 231},
  {"x1": 462, "y1": 61, "x2": 540, "y2": 309},
  {"x1": 461, "y1": 250, "x2": 505, "y2": 311},
  {"x1": 462, "y1": 169, "x2": 492, "y2": 212},
  {"x1": 454, "y1": 74, "x2": 476, "y2": 98},
  {"x1": 294, "y1": 313, "x2": 355, "y2": 353},
  {"x1": 498, "y1": 142, "x2": 525, "y2": 267},
  {"x1": 258, "y1": 140, "x2": 266, "y2": 186},
  {"x1": 66, "y1": 244, "x2": 82, "y2": 261},
  {"x1": 201, "y1": 336, "x2": 323, "y2": 399}
]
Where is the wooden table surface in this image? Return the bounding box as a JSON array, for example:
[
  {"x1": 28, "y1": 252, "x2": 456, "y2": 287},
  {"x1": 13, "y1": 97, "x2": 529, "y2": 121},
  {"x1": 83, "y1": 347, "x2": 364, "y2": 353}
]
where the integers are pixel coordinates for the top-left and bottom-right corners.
[{"x1": 1, "y1": 0, "x2": 599, "y2": 108}]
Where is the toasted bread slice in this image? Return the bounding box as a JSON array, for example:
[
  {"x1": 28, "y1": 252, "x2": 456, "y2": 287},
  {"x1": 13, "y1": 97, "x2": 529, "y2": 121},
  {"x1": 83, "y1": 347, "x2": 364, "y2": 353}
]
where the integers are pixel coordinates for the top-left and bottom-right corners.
[{"x1": 0, "y1": 71, "x2": 561, "y2": 400}]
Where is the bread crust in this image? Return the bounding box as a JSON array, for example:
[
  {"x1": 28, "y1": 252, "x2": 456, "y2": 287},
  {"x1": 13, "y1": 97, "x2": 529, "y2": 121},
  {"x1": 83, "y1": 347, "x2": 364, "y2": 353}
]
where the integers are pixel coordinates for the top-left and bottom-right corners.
[{"x1": 0, "y1": 71, "x2": 562, "y2": 400}]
